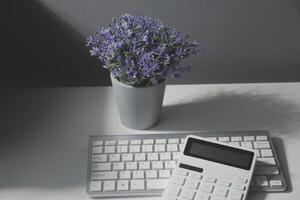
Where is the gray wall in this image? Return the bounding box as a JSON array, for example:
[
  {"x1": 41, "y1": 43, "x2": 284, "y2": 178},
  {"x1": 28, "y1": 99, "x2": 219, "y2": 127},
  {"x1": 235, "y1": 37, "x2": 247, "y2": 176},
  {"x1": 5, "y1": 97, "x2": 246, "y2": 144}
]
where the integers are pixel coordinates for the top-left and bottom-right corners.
[{"x1": 1, "y1": 0, "x2": 300, "y2": 86}]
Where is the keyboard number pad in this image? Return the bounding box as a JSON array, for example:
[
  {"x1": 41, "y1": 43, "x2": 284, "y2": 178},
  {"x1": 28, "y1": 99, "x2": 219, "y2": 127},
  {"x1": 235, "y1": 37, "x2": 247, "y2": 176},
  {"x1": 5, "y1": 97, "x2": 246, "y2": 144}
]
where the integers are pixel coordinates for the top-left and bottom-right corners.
[{"x1": 165, "y1": 168, "x2": 247, "y2": 200}]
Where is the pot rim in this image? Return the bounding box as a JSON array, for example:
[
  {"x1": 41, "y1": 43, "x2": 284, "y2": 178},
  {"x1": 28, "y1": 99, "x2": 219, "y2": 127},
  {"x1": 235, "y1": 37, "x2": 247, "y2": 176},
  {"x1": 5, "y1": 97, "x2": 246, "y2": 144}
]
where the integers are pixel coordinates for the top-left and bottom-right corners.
[{"x1": 110, "y1": 73, "x2": 166, "y2": 89}]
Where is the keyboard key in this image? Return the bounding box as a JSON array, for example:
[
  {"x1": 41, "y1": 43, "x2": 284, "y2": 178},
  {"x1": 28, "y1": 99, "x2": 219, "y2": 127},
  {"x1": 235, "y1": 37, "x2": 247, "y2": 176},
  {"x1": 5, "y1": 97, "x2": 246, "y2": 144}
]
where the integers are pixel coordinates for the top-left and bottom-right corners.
[
  {"x1": 160, "y1": 152, "x2": 171, "y2": 160},
  {"x1": 159, "y1": 169, "x2": 171, "y2": 178},
  {"x1": 132, "y1": 171, "x2": 144, "y2": 179},
  {"x1": 215, "y1": 186, "x2": 228, "y2": 197},
  {"x1": 104, "y1": 146, "x2": 115, "y2": 153},
  {"x1": 103, "y1": 180, "x2": 115, "y2": 191},
  {"x1": 143, "y1": 139, "x2": 154, "y2": 144},
  {"x1": 181, "y1": 188, "x2": 195, "y2": 200},
  {"x1": 92, "y1": 146, "x2": 103, "y2": 154},
  {"x1": 142, "y1": 145, "x2": 153, "y2": 152},
  {"x1": 165, "y1": 161, "x2": 177, "y2": 169},
  {"x1": 156, "y1": 139, "x2": 166, "y2": 144},
  {"x1": 117, "y1": 146, "x2": 128, "y2": 153},
  {"x1": 172, "y1": 152, "x2": 180, "y2": 160},
  {"x1": 254, "y1": 149, "x2": 261, "y2": 157},
  {"x1": 92, "y1": 154, "x2": 107, "y2": 162},
  {"x1": 255, "y1": 176, "x2": 269, "y2": 187},
  {"x1": 269, "y1": 180, "x2": 283, "y2": 187},
  {"x1": 92, "y1": 163, "x2": 111, "y2": 171},
  {"x1": 253, "y1": 141, "x2": 270, "y2": 149},
  {"x1": 257, "y1": 158, "x2": 276, "y2": 166},
  {"x1": 240, "y1": 142, "x2": 253, "y2": 149},
  {"x1": 255, "y1": 166, "x2": 279, "y2": 175},
  {"x1": 261, "y1": 149, "x2": 273, "y2": 157},
  {"x1": 228, "y1": 189, "x2": 243, "y2": 200},
  {"x1": 130, "y1": 145, "x2": 141, "y2": 153},
  {"x1": 146, "y1": 170, "x2": 158, "y2": 179},
  {"x1": 179, "y1": 144, "x2": 185, "y2": 151},
  {"x1": 90, "y1": 181, "x2": 102, "y2": 192},
  {"x1": 180, "y1": 138, "x2": 186, "y2": 143},
  {"x1": 135, "y1": 153, "x2": 146, "y2": 161},
  {"x1": 109, "y1": 154, "x2": 120, "y2": 162},
  {"x1": 167, "y1": 144, "x2": 178, "y2": 152},
  {"x1": 147, "y1": 179, "x2": 169, "y2": 190},
  {"x1": 131, "y1": 140, "x2": 141, "y2": 145},
  {"x1": 229, "y1": 142, "x2": 240, "y2": 146},
  {"x1": 243, "y1": 136, "x2": 255, "y2": 141},
  {"x1": 122, "y1": 154, "x2": 133, "y2": 161},
  {"x1": 231, "y1": 137, "x2": 242, "y2": 142},
  {"x1": 91, "y1": 171, "x2": 117, "y2": 180},
  {"x1": 148, "y1": 153, "x2": 159, "y2": 161},
  {"x1": 105, "y1": 140, "x2": 116, "y2": 146},
  {"x1": 200, "y1": 182, "x2": 214, "y2": 193},
  {"x1": 92, "y1": 140, "x2": 103, "y2": 146},
  {"x1": 119, "y1": 171, "x2": 131, "y2": 179},
  {"x1": 139, "y1": 161, "x2": 151, "y2": 170},
  {"x1": 218, "y1": 137, "x2": 230, "y2": 142},
  {"x1": 256, "y1": 135, "x2": 268, "y2": 141},
  {"x1": 168, "y1": 185, "x2": 181, "y2": 196},
  {"x1": 117, "y1": 180, "x2": 129, "y2": 191},
  {"x1": 126, "y1": 162, "x2": 137, "y2": 170},
  {"x1": 113, "y1": 162, "x2": 125, "y2": 170},
  {"x1": 131, "y1": 180, "x2": 145, "y2": 190},
  {"x1": 211, "y1": 197, "x2": 226, "y2": 200},
  {"x1": 152, "y1": 161, "x2": 163, "y2": 169},
  {"x1": 118, "y1": 140, "x2": 129, "y2": 145},
  {"x1": 154, "y1": 144, "x2": 166, "y2": 152},
  {"x1": 168, "y1": 138, "x2": 179, "y2": 144}
]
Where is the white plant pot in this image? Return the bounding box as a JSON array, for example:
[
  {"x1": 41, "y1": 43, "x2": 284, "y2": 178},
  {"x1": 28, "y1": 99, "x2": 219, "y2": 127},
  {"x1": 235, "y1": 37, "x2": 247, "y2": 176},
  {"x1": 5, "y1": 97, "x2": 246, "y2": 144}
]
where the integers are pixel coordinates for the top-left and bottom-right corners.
[{"x1": 111, "y1": 74, "x2": 166, "y2": 130}]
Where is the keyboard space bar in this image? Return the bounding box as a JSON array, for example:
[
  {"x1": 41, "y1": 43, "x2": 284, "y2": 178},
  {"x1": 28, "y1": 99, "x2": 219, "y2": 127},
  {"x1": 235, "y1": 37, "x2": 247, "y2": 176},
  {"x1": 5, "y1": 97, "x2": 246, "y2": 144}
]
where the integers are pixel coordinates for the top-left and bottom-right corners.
[{"x1": 147, "y1": 179, "x2": 169, "y2": 190}]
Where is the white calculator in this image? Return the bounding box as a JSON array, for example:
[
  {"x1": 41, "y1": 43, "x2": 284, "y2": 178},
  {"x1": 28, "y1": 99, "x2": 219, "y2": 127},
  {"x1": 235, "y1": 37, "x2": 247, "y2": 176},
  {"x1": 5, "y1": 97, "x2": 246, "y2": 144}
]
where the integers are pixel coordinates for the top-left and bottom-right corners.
[{"x1": 162, "y1": 135, "x2": 257, "y2": 200}]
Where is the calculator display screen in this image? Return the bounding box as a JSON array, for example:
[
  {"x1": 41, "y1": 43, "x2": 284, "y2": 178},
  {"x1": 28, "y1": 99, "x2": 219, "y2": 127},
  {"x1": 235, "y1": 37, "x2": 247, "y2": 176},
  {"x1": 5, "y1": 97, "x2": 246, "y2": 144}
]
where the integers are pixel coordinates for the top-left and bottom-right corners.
[{"x1": 184, "y1": 138, "x2": 254, "y2": 170}]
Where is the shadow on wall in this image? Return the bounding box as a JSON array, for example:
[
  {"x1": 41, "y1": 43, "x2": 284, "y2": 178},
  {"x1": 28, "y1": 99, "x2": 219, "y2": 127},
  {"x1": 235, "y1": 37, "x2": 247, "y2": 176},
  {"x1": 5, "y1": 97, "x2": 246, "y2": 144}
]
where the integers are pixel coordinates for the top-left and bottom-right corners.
[
  {"x1": 0, "y1": 0, "x2": 110, "y2": 87},
  {"x1": 152, "y1": 91, "x2": 300, "y2": 134}
]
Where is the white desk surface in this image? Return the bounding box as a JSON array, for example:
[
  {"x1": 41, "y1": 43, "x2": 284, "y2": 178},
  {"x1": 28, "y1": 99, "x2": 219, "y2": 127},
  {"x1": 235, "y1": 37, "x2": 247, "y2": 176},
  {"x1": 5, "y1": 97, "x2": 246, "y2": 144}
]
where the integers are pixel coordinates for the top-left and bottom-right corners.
[{"x1": 0, "y1": 82, "x2": 299, "y2": 200}]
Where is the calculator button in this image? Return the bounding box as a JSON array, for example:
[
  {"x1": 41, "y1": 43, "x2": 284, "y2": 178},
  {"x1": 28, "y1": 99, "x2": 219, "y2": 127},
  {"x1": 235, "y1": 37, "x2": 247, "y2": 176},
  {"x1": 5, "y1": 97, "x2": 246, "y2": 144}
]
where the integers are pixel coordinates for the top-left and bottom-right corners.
[
  {"x1": 189, "y1": 172, "x2": 203, "y2": 180},
  {"x1": 228, "y1": 189, "x2": 243, "y2": 200},
  {"x1": 165, "y1": 195, "x2": 178, "y2": 200},
  {"x1": 205, "y1": 177, "x2": 217, "y2": 183},
  {"x1": 233, "y1": 183, "x2": 245, "y2": 191},
  {"x1": 234, "y1": 177, "x2": 248, "y2": 184},
  {"x1": 214, "y1": 186, "x2": 228, "y2": 197},
  {"x1": 168, "y1": 185, "x2": 181, "y2": 196},
  {"x1": 181, "y1": 188, "x2": 195, "y2": 200},
  {"x1": 211, "y1": 196, "x2": 226, "y2": 200},
  {"x1": 218, "y1": 179, "x2": 231, "y2": 187},
  {"x1": 172, "y1": 176, "x2": 186, "y2": 186},
  {"x1": 176, "y1": 169, "x2": 189, "y2": 176},
  {"x1": 195, "y1": 192, "x2": 210, "y2": 200},
  {"x1": 186, "y1": 179, "x2": 200, "y2": 189},
  {"x1": 200, "y1": 182, "x2": 214, "y2": 193}
]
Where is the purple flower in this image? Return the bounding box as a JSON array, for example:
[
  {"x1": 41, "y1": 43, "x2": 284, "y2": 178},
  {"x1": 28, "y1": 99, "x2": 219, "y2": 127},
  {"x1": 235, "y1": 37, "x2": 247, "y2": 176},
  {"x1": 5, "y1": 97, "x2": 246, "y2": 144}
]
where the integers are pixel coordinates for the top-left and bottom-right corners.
[{"x1": 87, "y1": 13, "x2": 202, "y2": 86}]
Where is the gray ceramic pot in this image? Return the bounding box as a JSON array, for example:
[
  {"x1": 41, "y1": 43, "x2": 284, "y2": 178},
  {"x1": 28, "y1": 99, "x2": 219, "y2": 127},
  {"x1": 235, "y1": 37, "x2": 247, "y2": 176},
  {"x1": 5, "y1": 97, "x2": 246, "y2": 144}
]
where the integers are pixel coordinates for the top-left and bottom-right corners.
[{"x1": 111, "y1": 74, "x2": 166, "y2": 130}]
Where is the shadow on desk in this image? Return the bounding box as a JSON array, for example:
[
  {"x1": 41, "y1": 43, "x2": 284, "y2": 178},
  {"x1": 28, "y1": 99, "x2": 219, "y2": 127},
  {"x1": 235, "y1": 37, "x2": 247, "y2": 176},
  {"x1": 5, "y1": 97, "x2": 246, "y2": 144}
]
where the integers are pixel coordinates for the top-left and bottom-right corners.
[{"x1": 152, "y1": 91, "x2": 300, "y2": 135}]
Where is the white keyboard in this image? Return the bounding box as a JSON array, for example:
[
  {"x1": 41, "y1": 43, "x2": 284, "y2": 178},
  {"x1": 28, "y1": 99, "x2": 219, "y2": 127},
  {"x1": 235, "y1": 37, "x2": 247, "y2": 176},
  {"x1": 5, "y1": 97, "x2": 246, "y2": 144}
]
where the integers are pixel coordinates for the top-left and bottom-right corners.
[{"x1": 87, "y1": 130, "x2": 287, "y2": 197}]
